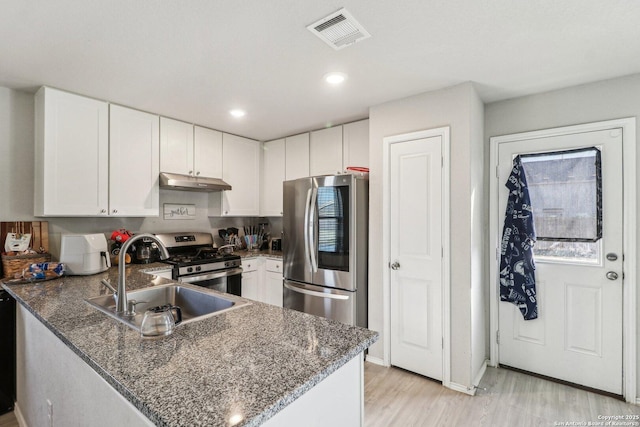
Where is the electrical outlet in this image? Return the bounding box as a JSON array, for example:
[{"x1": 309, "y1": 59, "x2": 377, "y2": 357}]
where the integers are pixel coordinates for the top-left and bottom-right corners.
[{"x1": 47, "y1": 399, "x2": 53, "y2": 427}]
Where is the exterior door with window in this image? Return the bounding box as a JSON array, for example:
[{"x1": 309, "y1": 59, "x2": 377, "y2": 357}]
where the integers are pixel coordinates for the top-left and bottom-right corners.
[{"x1": 496, "y1": 128, "x2": 623, "y2": 394}]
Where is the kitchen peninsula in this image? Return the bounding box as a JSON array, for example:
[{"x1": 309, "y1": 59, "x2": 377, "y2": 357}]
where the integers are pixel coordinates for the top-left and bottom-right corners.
[{"x1": 2, "y1": 264, "x2": 377, "y2": 427}]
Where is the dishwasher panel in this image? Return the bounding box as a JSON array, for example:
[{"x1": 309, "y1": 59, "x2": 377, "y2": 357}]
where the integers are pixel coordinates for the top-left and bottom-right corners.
[{"x1": 0, "y1": 289, "x2": 16, "y2": 414}]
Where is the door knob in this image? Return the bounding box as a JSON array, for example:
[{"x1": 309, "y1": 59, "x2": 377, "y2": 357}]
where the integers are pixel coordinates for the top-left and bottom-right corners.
[
  {"x1": 606, "y1": 271, "x2": 619, "y2": 280},
  {"x1": 390, "y1": 261, "x2": 400, "y2": 270}
]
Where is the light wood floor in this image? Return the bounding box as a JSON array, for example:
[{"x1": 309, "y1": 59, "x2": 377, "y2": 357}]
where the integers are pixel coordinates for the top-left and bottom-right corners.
[
  {"x1": 2, "y1": 364, "x2": 639, "y2": 427},
  {"x1": 365, "y1": 362, "x2": 640, "y2": 427},
  {"x1": 0, "y1": 411, "x2": 17, "y2": 427}
]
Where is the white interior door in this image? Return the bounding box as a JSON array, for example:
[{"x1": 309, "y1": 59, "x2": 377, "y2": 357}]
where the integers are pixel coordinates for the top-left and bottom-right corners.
[
  {"x1": 390, "y1": 135, "x2": 443, "y2": 380},
  {"x1": 497, "y1": 128, "x2": 623, "y2": 394}
]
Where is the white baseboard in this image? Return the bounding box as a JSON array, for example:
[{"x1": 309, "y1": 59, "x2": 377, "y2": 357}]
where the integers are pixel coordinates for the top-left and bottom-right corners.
[
  {"x1": 446, "y1": 382, "x2": 477, "y2": 396},
  {"x1": 364, "y1": 355, "x2": 387, "y2": 366},
  {"x1": 635, "y1": 398, "x2": 640, "y2": 406},
  {"x1": 473, "y1": 359, "x2": 488, "y2": 387},
  {"x1": 14, "y1": 402, "x2": 27, "y2": 427}
]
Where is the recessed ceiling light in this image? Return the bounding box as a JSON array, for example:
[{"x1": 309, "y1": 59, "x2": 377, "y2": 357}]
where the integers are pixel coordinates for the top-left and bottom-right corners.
[
  {"x1": 324, "y1": 72, "x2": 348, "y2": 85},
  {"x1": 229, "y1": 109, "x2": 246, "y2": 118}
]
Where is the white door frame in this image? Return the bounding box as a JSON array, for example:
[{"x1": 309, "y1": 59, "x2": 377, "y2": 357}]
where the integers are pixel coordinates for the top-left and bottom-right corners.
[
  {"x1": 382, "y1": 126, "x2": 451, "y2": 388},
  {"x1": 489, "y1": 118, "x2": 637, "y2": 403}
]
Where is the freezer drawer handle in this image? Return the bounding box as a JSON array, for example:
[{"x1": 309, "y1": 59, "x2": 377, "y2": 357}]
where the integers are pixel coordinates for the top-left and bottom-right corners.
[{"x1": 284, "y1": 283, "x2": 349, "y2": 300}]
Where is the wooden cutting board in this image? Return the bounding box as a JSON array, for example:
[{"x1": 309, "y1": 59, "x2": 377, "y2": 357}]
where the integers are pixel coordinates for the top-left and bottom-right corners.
[{"x1": 1, "y1": 221, "x2": 49, "y2": 253}]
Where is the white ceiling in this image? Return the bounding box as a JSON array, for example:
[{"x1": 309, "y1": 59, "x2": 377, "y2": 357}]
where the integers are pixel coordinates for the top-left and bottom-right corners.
[{"x1": 1, "y1": 0, "x2": 640, "y2": 141}]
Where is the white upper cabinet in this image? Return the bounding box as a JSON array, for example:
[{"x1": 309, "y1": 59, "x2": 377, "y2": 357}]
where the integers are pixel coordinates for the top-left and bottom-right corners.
[
  {"x1": 210, "y1": 133, "x2": 260, "y2": 216},
  {"x1": 260, "y1": 139, "x2": 285, "y2": 216},
  {"x1": 285, "y1": 133, "x2": 310, "y2": 180},
  {"x1": 109, "y1": 105, "x2": 160, "y2": 216},
  {"x1": 160, "y1": 119, "x2": 223, "y2": 179},
  {"x1": 342, "y1": 119, "x2": 369, "y2": 169},
  {"x1": 35, "y1": 87, "x2": 109, "y2": 216},
  {"x1": 160, "y1": 117, "x2": 194, "y2": 175},
  {"x1": 309, "y1": 126, "x2": 343, "y2": 176},
  {"x1": 194, "y1": 126, "x2": 223, "y2": 178},
  {"x1": 34, "y1": 88, "x2": 160, "y2": 217}
]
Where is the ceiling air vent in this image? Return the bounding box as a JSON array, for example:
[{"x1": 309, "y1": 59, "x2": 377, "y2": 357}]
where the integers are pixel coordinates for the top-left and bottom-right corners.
[{"x1": 307, "y1": 8, "x2": 371, "y2": 50}]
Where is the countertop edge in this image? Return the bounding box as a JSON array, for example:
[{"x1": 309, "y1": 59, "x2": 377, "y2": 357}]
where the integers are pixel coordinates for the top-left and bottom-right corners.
[
  {"x1": 247, "y1": 334, "x2": 378, "y2": 426},
  {"x1": 2, "y1": 283, "x2": 165, "y2": 425},
  {"x1": 2, "y1": 278, "x2": 378, "y2": 427}
]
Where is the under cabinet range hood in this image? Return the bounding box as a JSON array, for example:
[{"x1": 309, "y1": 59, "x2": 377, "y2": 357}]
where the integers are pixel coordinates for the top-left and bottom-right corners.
[{"x1": 159, "y1": 172, "x2": 232, "y2": 192}]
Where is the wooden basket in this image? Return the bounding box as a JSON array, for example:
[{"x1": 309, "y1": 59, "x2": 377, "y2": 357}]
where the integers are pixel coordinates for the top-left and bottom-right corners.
[{"x1": 2, "y1": 253, "x2": 51, "y2": 280}]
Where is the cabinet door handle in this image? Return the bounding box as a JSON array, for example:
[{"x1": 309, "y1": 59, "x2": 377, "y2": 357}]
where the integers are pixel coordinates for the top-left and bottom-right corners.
[
  {"x1": 100, "y1": 209, "x2": 107, "y2": 214},
  {"x1": 112, "y1": 209, "x2": 118, "y2": 214},
  {"x1": 188, "y1": 170, "x2": 193, "y2": 175},
  {"x1": 196, "y1": 171, "x2": 200, "y2": 176}
]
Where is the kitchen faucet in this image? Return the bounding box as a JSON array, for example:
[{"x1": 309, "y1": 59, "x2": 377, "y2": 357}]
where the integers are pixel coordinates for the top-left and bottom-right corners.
[{"x1": 102, "y1": 233, "x2": 170, "y2": 315}]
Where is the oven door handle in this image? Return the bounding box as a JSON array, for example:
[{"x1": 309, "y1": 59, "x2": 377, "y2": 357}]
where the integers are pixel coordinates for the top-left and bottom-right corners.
[{"x1": 178, "y1": 267, "x2": 243, "y2": 283}]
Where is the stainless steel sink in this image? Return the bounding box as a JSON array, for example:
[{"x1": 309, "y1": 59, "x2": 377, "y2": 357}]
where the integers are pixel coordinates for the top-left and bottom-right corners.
[{"x1": 85, "y1": 283, "x2": 250, "y2": 332}]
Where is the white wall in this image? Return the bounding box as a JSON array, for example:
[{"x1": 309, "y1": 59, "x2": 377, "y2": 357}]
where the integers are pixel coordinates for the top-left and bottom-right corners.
[
  {"x1": 485, "y1": 72, "x2": 640, "y2": 394},
  {"x1": 470, "y1": 87, "x2": 487, "y2": 384},
  {"x1": 0, "y1": 87, "x2": 34, "y2": 221},
  {"x1": 0, "y1": 87, "x2": 266, "y2": 260},
  {"x1": 368, "y1": 82, "x2": 486, "y2": 388}
]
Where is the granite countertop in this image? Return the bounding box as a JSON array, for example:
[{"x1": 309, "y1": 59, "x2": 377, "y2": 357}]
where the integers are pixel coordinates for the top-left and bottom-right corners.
[
  {"x1": 2, "y1": 265, "x2": 377, "y2": 427},
  {"x1": 234, "y1": 249, "x2": 282, "y2": 259}
]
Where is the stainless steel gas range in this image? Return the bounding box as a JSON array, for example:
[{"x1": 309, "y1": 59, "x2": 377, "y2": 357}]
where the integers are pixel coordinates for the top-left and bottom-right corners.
[{"x1": 154, "y1": 232, "x2": 242, "y2": 296}]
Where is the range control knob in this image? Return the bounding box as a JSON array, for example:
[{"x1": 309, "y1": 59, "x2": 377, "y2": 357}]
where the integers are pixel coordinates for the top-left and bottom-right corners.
[
  {"x1": 196, "y1": 266, "x2": 202, "y2": 272},
  {"x1": 187, "y1": 267, "x2": 193, "y2": 273}
]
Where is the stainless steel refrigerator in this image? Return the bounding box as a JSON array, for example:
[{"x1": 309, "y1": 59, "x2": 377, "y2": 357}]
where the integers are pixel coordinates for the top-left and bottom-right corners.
[{"x1": 282, "y1": 174, "x2": 368, "y2": 327}]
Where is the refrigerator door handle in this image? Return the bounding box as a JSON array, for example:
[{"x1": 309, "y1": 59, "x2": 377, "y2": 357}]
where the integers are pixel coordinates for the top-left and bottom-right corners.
[
  {"x1": 308, "y1": 187, "x2": 319, "y2": 273},
  {"x1": 304, "y1": 188, "x2": 313, "y2": 272},
  {"x1": 284, "y1": 282, "x2": 350, "y2": 300}
]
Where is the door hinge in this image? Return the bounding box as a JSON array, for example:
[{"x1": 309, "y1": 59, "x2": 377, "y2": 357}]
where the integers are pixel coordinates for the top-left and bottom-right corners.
[
  {"x1": 496, "y1": 165, "x2": 500, "y2": 179},
  {"x1": 496, "y1": 330, "x2": 500, "y2": 344},
  {"x1": 442, "y1": 337, "x2": 444, "y2": 349},
  {"x1": 442, "y1": 157, "x2": 444, "y2": 168}
]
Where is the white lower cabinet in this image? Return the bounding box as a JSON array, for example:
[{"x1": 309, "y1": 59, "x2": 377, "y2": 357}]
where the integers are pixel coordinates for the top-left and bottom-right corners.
[
  {"x1": 241, "y1": 258, "x2": 260, "y2": 301},
  {"x1": 264, "y1": 258, "x2": 283, "y2": 307},
  {"x1": 241, "y1": 257, "x2": 283, "y2": 307}
]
